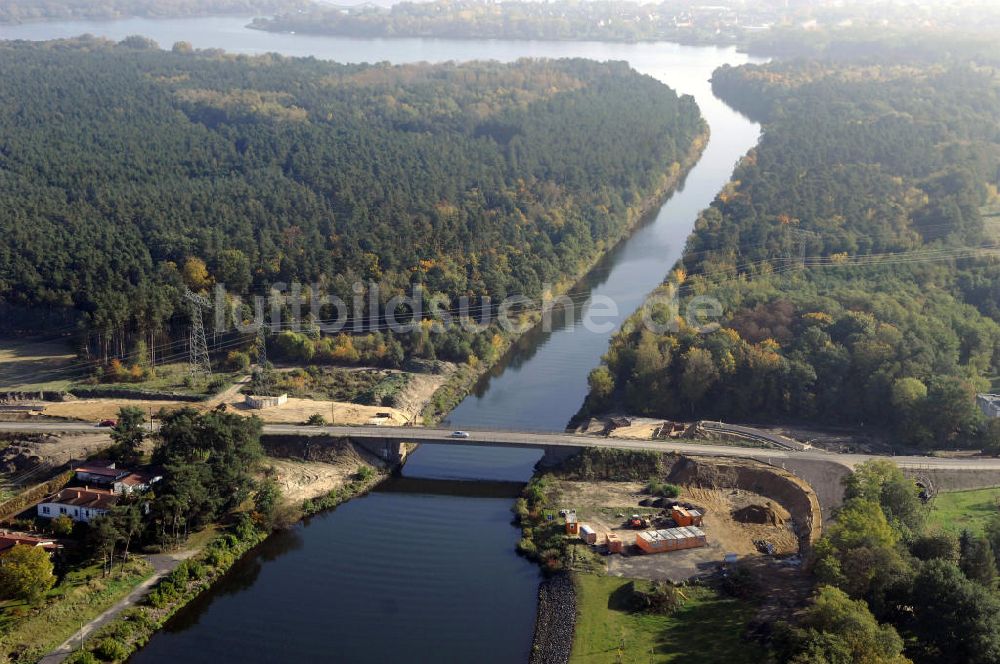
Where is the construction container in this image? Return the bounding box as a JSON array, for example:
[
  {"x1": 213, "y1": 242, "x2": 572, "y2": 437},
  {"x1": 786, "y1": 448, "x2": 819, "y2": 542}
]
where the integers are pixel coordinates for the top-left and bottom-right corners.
[
  {"x1": 671, "y1": 506, "x2": 704, "y2": 527},
  {"x1": 605, "y1": 533, "x2": 623, "y2": 554},
  {"x1": 580, "y1": 524, "x2": 598, "y2": 545},
  {"x1": 565, "y1": 510, "x2": 579, "y2": 536},
  {"x1": 635, "y1": 526, "x2": 707, "y2": 554}
]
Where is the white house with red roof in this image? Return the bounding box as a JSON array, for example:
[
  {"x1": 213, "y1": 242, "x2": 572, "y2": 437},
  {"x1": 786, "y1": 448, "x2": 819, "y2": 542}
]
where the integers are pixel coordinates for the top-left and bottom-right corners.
[{"x1": 37, "y1": 487, "x2": 118, "y2": 523}]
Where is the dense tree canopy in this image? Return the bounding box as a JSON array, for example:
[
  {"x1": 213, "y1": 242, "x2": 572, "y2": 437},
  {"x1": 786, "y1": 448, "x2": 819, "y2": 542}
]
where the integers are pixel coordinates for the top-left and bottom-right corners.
[
  {"x1": 793, "y1": 461, "x2": 1000, "y2": 664},
  {"x1": 0, "y1": 39, "x2": 703, "y2": 364},
  {"x1": 585, "y1": 56, "x2": 1000, "y2": 448}
]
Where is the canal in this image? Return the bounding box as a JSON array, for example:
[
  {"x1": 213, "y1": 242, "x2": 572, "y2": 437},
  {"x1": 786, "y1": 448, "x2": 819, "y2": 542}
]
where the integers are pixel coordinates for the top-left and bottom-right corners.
[{"x1": 3, "y1": 17, "x2": 762, "y2": 662}]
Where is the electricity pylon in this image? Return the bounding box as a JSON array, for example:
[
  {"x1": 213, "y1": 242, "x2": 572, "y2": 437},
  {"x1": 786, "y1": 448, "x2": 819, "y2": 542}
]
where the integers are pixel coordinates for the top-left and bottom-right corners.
[
  {"x1": 185, "y1": 289, "x2": 213, "y2": 378},
  {"x1": 252, "y1": 323, "x2": 273, "y2": 396}
]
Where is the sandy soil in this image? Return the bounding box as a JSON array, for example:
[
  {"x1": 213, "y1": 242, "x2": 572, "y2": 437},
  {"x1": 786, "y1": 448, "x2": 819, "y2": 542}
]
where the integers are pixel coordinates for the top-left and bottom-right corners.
[
  {"x1": 227, "y1": 397, "x2": 409, "y2": 425},
  {"x1": 552, "y1": 478, "x2": 798, "y2": 582},
  {"x1": 264, "y1": 455, "x2": 371, "y2": 506},
  {"x1": 41, "y1": 395, "x2": 409, "y2": 426},
  {"x1": 392, "y1": 371, "x2": 450, "y2": 419},
  {"x1": 21, "y1": 433, "x2": 114, "y2": 467}
]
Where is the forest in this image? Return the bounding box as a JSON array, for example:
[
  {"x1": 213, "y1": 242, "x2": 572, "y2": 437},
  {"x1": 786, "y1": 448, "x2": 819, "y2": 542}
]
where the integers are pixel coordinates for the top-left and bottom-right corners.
[
  {"x1": 583, "y1": 55, "x2": 1000, "y2": 449},
  {"x1": 0, "y1": 0, "x2": 309, "y2": 23},
  {"x1": 251, "y1": 0, "x2": 712, "y2": 43},
  {"x1": 251, "y1": 0, "x2": 1000, "y2": 51},
  {"x1": 0, "y1": 38, "x2": 704, "y2": 365}
]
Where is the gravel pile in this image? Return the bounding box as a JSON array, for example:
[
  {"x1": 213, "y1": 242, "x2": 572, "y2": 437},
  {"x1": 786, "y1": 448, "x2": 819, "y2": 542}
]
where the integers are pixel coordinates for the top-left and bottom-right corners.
[{"x1": 529, "y1": 573, "x2": 576, "y2": 664}]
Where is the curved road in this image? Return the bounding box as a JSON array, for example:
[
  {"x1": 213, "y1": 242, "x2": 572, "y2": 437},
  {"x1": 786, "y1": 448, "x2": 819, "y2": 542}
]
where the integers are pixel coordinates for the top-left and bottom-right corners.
[{"x1": 3, "y1": 421, "x2": 999, "y2": 472}]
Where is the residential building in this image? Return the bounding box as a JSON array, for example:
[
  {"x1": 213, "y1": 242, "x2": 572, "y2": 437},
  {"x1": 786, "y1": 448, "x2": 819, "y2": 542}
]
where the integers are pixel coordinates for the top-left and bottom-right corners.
[
  {"x1": 74, "y1": 460, "x2": 130, "y2": 487},
  {"x1": 37, "y1": 487, "x2": 118, "y2": 523},
  {"x1": 75, "y1": 462, "x2": 161, "y2": 495},
  {"x1": 112, "y1": 470, "x2": 161, "y2": 495}
]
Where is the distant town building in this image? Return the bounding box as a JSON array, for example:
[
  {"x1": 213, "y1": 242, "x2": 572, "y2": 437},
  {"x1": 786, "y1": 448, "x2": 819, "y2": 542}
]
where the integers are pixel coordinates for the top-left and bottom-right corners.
[{"x1": 37, "y1": 487, "x2": 117, "y2": 523}]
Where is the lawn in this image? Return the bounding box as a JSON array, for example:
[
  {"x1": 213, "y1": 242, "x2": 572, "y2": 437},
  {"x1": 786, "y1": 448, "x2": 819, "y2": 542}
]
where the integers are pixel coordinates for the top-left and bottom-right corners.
[
  {"x1": 927, "y1": 487, "x2": 1000, "y2": 535},
  {"x1": 0, "y1": 337, "x2": 76, "y2": 391},
  {"x1": 571, "y1": 574, "x2": 763, "y2": 664}
]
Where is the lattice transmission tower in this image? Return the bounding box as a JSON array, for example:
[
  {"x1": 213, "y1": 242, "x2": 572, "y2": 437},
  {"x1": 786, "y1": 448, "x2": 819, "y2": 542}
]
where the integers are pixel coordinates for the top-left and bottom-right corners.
[
  {"x1": 252, "y1": 323, "x2": 273, "y2": 396},
  {"x1": 185, "y1": 290, "x2": 213, "y2": 378}
]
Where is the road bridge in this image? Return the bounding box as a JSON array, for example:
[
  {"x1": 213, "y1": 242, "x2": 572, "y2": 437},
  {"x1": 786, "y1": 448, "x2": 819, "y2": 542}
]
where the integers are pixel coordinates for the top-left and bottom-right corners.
[{"x1": 2, "y1": 421, "x2": 999, "y2": 473}]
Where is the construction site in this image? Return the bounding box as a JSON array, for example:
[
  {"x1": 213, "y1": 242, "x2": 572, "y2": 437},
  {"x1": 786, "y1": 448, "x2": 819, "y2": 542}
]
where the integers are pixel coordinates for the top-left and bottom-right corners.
[{"x1": 549, "y1": 455, "x2": 814, "y2": 583}]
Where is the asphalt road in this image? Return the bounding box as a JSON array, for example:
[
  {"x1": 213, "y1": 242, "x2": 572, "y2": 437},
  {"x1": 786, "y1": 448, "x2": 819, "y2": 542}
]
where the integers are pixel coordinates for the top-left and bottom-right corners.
[{"x1": 4, "y1": 421, "x2": 1000, "y2": 472}]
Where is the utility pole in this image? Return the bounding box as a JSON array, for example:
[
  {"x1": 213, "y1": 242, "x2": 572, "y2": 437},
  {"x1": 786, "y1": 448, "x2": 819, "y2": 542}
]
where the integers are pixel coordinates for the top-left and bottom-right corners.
[{"x1": 185, "y1": 289, "x2": 213, "y2": 378}]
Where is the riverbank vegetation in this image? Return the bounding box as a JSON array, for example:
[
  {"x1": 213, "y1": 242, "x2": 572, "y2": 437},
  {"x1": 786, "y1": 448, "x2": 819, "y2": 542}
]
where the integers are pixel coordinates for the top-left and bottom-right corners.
[
  {"x1": 261, "y1": 366, "x2": 412, "y2": 408},
  {"x1": 0, "y1": 39, "x2": 703, "y2": 378},
  {"x1": 582, "y1": 51, "x2": 1000, "y2": 450},
  {"x1": 63, "y1": 519, "x2": 272, "y2": 664}
]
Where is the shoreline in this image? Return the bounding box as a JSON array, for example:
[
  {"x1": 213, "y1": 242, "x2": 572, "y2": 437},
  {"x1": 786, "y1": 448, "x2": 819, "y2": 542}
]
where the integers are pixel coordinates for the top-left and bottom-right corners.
[{"x1": 529, "y1": 573, "x2": 577, "y2": 664}]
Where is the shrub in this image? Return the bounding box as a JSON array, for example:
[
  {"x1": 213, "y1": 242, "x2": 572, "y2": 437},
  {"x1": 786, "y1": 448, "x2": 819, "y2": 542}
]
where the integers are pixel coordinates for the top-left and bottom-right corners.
[
  {"x1": 354, "y1": 466, "x2": 374, "y2": 482},
  {"x1": 170, "y1": 562, "x2": 191, "y2": 586},
  {"x1": 207, "y1": 548, "x2": 234, "y2": 569},
  {"x1": 205, "y1": 377, "x2": 227, "y2": 394},
  {"x1": 646, "y1": 480, "x2": 681, "y2": 498},
  {"x1": 65, "y1": 652, "x2": 100, "y2": 664},
  {"x1": 630, "y1": 581, "x2": 683, "y2": 614},
  {"x1": 94, "y1": 637, "x2": 129, "y2": 661},
  {"x1": 51, "y1": 513, "x2": 75, "y2": 536},
  {"x1": 305, "y1": 413, "x2": 327, "y2": 426},
  {"x1": 99, "y1": 620, "x2": 135, "y2": 642},
  {"x1": 225, "y1": 350, "x2": 251, "y2": 372}
]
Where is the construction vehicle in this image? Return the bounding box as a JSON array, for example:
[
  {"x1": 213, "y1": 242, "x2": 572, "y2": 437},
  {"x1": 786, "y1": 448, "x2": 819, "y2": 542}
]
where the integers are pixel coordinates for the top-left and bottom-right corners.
[{"x1": 628, "y1": 514, "x2": 651, "y2": 529}]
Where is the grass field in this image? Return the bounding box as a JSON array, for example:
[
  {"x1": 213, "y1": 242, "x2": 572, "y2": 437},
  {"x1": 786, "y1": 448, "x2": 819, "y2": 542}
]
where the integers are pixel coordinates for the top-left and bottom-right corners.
[
  {"x1": 0, "y1": 337, "x2": 76, "y2": 391},
  {"x1": 570, "y1": 574, "x2": 763, "y2": 664},
  {"x1": 77, "y1": 362, "x2": 239, "y2": 397},
  {"x1": 927, "y1": 487, "x2": 1000, "y2": 535}
]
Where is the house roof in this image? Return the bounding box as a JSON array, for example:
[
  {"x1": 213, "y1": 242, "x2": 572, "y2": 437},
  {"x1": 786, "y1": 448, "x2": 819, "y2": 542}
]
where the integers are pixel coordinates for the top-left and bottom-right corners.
[
  {"x1": 45, "y1": 487, "x2": 118, "y2": 511},
  {"x1": 0, "y1": 532, "x2": 58, "y2": 553},
  {"x1": 118, "y1": 471, "x2": 159, "y2": 487},
  {"x1": 75, "y1": 462, "x2": 129, "y2": 479}
]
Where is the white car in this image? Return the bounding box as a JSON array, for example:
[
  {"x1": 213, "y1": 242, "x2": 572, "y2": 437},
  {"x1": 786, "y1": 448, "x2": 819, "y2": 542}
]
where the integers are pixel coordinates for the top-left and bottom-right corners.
[{"x1": 450, "y1": 431, "x2": 471, "y2": 439}]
